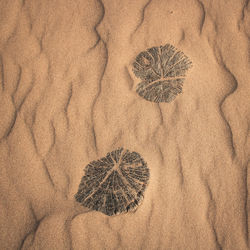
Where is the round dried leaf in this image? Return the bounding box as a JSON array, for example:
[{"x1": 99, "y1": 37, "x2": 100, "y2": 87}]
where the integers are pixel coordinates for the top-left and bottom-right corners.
[
  {"x1": 132, "y1": 44, "x2": 192, "y2": 103},
  {"x1": 75, "y1": 148, "x2": 150, "y2": 216}
]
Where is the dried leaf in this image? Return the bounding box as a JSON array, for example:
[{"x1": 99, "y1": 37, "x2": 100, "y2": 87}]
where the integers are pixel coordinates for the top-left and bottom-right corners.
[
  {"x1": 132, "y1": 44, "x2": 192, "y2": 103},
  {"x1": 75, "y1": 148, "x2": 150, "y2": 216}
]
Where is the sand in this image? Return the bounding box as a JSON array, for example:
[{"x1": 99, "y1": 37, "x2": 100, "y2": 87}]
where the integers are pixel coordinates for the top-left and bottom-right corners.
[{"x1": 0, "y1": 0, "x2": 249, "y2": 249}]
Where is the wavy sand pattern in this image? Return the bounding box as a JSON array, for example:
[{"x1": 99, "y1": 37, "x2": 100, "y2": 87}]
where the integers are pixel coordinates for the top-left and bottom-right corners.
[{"x1": 0, "y1": 0, "x2": 249, "y2": 249}]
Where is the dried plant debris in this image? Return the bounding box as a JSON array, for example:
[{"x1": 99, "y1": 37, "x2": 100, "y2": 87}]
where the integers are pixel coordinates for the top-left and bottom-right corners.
[
  {"x1": 132, "y1": 44, "x2": 192, "y2": 103},
  {"x1": 75, "y1": 148, "x2": 150, "y2": 216}
]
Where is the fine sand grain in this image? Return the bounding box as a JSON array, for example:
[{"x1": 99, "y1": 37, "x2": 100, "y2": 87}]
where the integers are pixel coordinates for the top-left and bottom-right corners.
[{"x1": 0, "y1": 0, "x2": 249, "y2": 249}]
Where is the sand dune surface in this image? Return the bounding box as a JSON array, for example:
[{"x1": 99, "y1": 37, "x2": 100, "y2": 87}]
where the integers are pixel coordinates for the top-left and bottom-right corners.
[{"x1": 0, "y1": 0, "x2": 249, "y2": 249}]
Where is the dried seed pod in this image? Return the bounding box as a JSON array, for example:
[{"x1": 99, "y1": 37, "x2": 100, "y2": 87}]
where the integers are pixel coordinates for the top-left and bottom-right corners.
[
  {"x1": 132, "y1": 44, "x2": 192, "y2": 103},
  {"x1": 75, "y1": 148, "x2": 150, "y2": 216}
]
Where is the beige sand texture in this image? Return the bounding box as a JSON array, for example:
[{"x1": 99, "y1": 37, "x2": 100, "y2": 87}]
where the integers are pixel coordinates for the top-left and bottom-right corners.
[{"x1": 0, "y1": 0, "x2": 249, "y2": 249}]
